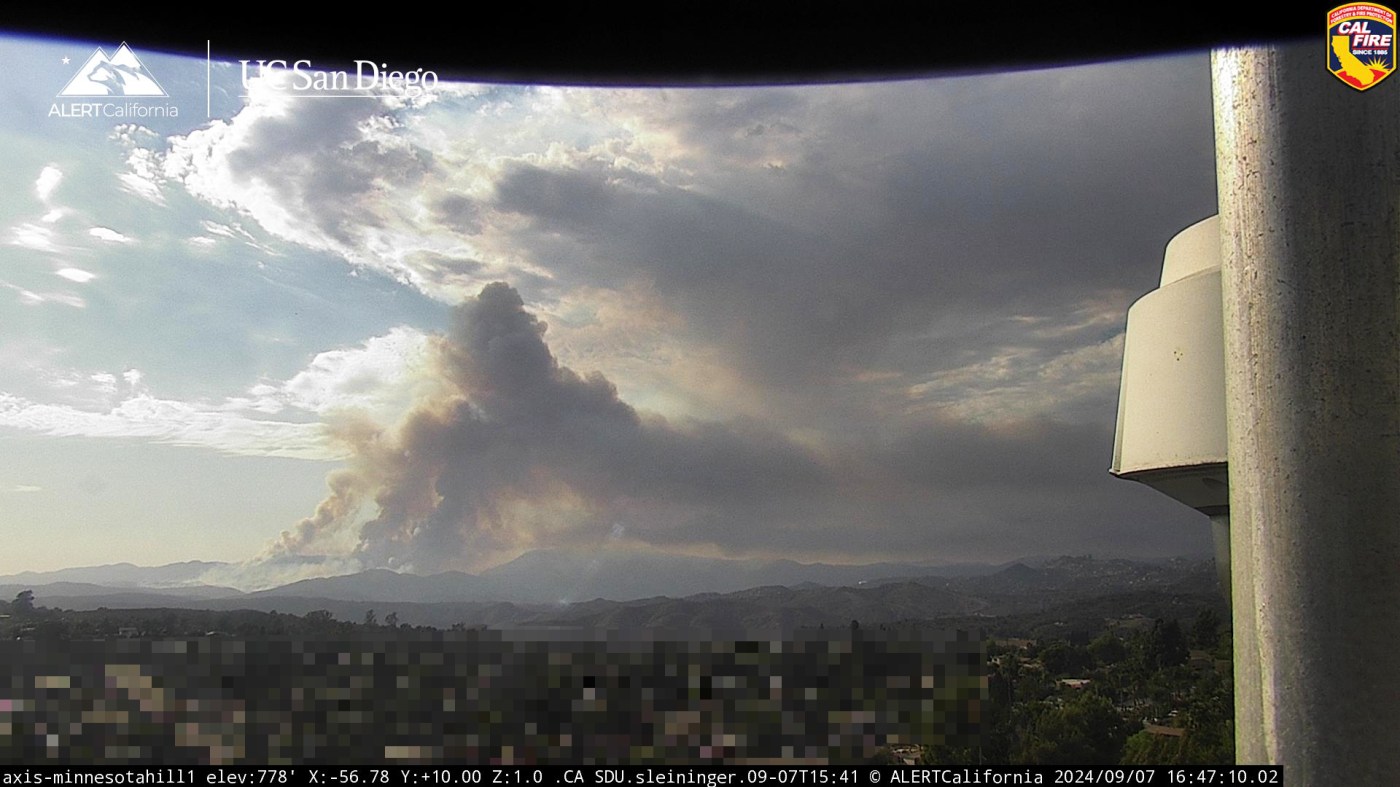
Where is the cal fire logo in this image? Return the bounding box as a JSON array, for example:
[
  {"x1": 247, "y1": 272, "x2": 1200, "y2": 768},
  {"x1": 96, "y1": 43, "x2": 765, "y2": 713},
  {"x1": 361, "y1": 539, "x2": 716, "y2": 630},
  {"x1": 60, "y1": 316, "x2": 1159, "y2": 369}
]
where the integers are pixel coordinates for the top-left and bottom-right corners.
[{"x1": 1329, "y1": 4, "x2": 1396, "y2": 90}]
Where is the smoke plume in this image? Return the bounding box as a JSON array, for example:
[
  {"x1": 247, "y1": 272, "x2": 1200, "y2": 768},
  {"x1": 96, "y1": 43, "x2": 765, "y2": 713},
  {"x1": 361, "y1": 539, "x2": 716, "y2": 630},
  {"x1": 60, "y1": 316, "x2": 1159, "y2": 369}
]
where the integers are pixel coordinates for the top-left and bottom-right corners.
[{"x1": 273, "y1": 282, "x2": 829, "y2": 572}]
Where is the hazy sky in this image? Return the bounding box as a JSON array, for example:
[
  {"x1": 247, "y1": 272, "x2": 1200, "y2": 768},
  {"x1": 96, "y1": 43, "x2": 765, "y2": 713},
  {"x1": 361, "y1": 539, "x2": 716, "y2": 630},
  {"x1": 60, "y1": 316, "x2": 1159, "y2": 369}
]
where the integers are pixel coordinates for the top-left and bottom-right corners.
[{"x1": 0, "y1": 35, "x2": 1221, "y2": 586}]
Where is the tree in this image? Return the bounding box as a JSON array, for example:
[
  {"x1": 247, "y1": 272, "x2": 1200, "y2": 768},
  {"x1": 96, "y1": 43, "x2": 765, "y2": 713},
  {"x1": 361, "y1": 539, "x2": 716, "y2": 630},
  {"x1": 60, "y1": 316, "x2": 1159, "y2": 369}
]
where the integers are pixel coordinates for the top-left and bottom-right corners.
[
  {"x1": 1018, "y1": 692, "x2": 1129, "y2": 765},
  {"x1": 1146, "y1": 619, "x2": 1188, "y2": 670},
  {"x1": 364, "y1": 609, "x2": 378, "y2": 627},
  {"x1": 384, "y1": 611, "x2": 399, "y2": 628},
  {"x1": 1213, "y1": 628, "x2": 1234, "y2": 661},
  {"x1": 1121, "y1": 729, "x2": 1184, "y2": 765},
  {"x1": 1192, "y1": 609, "x2": 1221, "y2": 650},
  {"x1": 1039, "y1": 641, "x2": 1091, "y2": 676},
  {"x1": 1088, "y1": 633, "x2": 1127, "y2": 666},
  {"x1": 1179, "y1": 669, "x2": 1234, "y2": 764},
  {"x1": 12, "y1": 590, "x2": 34, "y2": 615}
]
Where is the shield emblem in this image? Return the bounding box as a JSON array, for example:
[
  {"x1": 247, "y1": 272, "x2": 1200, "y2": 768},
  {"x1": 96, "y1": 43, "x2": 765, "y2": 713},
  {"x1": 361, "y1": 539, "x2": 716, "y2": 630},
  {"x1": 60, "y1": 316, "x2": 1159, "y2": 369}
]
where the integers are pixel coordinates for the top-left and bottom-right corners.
[{"x1": 1329, "y1": 4, "x2": 1396, "y2": 90}]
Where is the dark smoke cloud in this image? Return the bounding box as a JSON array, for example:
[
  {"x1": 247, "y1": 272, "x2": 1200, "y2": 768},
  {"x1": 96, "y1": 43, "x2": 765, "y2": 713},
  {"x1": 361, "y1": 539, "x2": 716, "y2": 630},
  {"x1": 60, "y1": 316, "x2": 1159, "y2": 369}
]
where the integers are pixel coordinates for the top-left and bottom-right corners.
[{"x1": 274, "y1": 283, "x2": 1209, "y2": 574}]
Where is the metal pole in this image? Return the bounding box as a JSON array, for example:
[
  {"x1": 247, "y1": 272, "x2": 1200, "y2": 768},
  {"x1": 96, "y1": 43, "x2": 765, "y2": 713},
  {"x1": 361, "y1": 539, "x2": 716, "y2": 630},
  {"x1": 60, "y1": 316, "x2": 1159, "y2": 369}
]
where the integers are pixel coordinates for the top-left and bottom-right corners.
[{"x1": 1213, "y1": 43, "x2": 1400, "y2": 776}]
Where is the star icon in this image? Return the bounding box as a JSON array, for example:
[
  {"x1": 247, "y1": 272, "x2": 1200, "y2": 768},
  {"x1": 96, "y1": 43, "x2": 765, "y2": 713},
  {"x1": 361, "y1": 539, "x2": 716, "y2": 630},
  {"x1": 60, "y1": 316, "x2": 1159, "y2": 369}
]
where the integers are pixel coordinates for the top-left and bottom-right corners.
[{"x1": 61, "y1": 56, "x2": 70, "y2": 65}]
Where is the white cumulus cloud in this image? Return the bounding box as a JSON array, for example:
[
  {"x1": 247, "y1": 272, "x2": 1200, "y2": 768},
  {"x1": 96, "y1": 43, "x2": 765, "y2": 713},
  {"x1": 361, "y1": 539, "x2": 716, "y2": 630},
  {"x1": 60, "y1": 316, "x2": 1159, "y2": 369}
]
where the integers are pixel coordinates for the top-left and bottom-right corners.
[
  {"x1": 55, "y1": 268, "x2": 96, "y2": 283},
  {"x1": 35, "y1": 165, "x2": 61, "y2": 202},
  {"x1": 225, "y1": 326, "x2": 435, "y2": 421},
  {"x1": 88, "y1": 227, "x2": 132, "y2": 243},
  {"x1": 10, "y1": 223, "x2": 57, "y2": 252},
  {"x1": 0, "y1": 329, "x2": 436, "y2": 462},
  {"x1": 0, "y1": 392, "x2": 339, "y2": 461}
]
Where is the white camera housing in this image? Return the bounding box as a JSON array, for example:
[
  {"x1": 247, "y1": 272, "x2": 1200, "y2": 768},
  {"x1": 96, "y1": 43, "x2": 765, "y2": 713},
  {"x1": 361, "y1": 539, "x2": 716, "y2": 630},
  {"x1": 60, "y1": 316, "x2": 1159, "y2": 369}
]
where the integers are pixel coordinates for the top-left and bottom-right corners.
[{"x1": 1111, "y1": 215, "x2": 1229, "y2": 514}]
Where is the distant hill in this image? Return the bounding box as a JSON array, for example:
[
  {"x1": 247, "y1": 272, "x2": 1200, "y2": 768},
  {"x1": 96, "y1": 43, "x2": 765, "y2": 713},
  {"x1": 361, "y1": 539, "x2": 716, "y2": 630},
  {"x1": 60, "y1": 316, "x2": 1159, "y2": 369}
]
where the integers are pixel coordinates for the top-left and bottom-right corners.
[
  {"x1": 2, "y1": 553, "x2": 1221, "y2": 634},
  {"x1": 0, "y1": 549, "x2": 995, "y2": 603},
  {"x1": 0, "y1": 581, "x2": 241, "y2": 601},
  {"x1": 249, "y1": 569, "x2": 492, "y2": 603},
  {"x1": 0, "y1": 561, "x2": 230, "y2": 589},
  {"x1": 471, "y1": 548, "x2": 970, "y2": 602}
]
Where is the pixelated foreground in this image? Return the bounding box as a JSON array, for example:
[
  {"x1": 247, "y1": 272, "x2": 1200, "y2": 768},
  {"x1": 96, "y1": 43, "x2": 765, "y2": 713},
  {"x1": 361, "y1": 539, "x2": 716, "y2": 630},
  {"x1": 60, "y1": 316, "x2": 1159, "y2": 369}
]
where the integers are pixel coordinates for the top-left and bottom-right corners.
[{"x1": 0, "y1": 628, "x2": 983, "y2": 765}]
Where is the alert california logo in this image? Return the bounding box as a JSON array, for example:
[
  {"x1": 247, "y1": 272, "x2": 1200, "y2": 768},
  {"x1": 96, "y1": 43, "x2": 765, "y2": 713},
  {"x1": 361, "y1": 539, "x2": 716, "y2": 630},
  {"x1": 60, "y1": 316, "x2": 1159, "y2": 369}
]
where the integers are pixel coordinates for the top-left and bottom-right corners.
[
  {"x1": 49, "y1": 42, "x2": 178, "y2": 120},
  {"x1": 1328, "y1": 4, "x2": 1396, "y2": 90}
]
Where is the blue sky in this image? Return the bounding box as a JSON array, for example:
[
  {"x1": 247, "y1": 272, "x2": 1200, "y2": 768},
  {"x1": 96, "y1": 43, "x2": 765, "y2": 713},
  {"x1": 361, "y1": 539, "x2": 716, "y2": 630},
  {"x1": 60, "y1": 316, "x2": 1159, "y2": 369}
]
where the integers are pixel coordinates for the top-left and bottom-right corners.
[{"x1": 0, "y1": 34, "x2": 1220, "y2": 588}]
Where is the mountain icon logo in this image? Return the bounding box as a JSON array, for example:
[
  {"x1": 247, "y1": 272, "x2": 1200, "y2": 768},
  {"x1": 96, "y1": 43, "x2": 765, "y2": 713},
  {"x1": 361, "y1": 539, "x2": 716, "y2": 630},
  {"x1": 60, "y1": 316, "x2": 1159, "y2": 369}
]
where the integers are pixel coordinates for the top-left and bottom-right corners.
[{"x1": 58, "y1": 43, "x2": 167, "y2": 97}]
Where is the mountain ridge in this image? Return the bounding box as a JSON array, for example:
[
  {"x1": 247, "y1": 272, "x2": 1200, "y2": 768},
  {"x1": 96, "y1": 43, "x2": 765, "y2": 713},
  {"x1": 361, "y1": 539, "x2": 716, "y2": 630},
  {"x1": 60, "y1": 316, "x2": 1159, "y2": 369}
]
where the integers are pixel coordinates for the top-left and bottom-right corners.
[{"x1": 0, "y1": 552, "x2": 1219, "y2": 633}]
